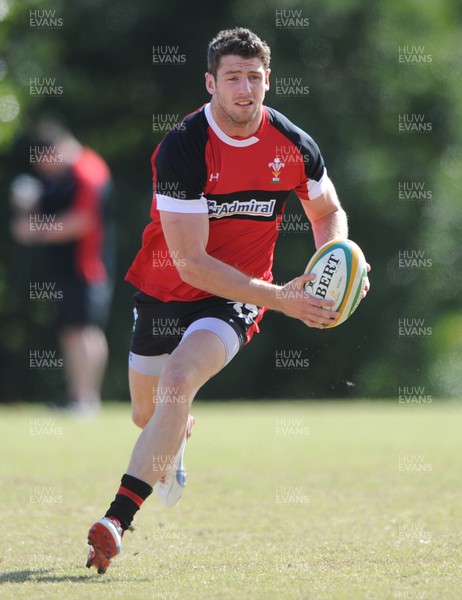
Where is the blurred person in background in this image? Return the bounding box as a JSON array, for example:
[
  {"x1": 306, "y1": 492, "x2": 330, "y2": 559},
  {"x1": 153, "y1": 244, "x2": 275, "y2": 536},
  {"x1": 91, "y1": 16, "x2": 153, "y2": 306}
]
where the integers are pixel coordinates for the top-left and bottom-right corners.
[{"x1": 10, "y1": 120, "x2": 115, "y2": 414}]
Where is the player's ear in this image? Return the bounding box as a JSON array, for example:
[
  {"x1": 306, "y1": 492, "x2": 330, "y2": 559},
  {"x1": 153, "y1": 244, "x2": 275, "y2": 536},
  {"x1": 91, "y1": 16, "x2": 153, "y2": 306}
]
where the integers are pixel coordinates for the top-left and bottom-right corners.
[
  {"x1": 264, "y1": 68, "x2": 271, "y2": 92},
  {"x1": 205, "y1": 72, "x2": 216, "y2": 95}
]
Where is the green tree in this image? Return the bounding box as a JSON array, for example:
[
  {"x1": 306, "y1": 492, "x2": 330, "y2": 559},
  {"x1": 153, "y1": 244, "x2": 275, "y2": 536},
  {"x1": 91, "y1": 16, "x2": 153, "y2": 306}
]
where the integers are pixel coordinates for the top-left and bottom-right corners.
[{"x1": 1, "y1": 0, "x2": 461, "y2": 402}]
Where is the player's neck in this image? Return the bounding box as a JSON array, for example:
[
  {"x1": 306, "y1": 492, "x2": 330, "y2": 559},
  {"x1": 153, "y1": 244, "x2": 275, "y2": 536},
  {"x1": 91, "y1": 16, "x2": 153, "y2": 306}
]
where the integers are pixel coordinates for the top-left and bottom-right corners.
[{"x1": 209, "y1": 100, "x2": 263, "y2": 139}]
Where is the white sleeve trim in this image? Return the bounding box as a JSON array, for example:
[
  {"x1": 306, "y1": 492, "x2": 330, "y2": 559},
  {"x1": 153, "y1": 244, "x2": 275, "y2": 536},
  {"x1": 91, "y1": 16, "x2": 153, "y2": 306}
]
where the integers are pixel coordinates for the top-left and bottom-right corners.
[
  {"x1": 307, "y1": 168, "x2": 332, "y2": 200},
  {"x1": 156, "y1": 194, "x2": 209, "y2": 214}
]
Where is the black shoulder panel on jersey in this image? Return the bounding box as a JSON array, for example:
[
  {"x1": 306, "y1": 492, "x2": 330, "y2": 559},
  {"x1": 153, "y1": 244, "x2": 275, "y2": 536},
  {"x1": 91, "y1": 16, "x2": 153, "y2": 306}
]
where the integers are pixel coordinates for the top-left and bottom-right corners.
[
  {"x1": 154, "y1": 108, "x2": 208, "y2": 199},
  {"x1": 266, "y1": 107, "x2": 325, "y2": 182}
]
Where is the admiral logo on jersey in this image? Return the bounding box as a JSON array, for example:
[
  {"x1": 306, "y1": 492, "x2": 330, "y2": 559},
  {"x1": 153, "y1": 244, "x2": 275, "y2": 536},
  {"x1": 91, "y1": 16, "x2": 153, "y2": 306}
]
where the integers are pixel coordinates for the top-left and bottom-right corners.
[{"x1": 207, "y1": 197, "x2": 276, "y2": 219}]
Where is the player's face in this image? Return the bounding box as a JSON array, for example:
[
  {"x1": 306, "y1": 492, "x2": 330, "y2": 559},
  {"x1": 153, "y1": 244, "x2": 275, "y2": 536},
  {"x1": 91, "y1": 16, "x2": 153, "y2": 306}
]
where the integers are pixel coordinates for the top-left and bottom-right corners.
[{"x1": 205, "y1": 55, "x2": 270, "y2": 135}]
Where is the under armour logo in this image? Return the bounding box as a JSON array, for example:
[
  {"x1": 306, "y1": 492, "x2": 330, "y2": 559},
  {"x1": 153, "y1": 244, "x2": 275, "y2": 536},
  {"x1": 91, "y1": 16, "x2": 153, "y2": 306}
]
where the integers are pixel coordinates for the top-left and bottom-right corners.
[{"x1": 209, "y1": 172, "x2": 220, "y2": 182}]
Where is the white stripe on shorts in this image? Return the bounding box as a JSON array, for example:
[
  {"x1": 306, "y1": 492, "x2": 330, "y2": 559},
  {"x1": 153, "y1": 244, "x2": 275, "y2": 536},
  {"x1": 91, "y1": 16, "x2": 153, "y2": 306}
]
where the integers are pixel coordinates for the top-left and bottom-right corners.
[
  {"x1": 129, "y1": 352, "x2": 169, "y2": 376},
  {"x1": 128, "y1": 317, "x2": 240, "y2": 376},
  {"x1": 180, "y1": 317, "x2": 240, "y2": 367}
]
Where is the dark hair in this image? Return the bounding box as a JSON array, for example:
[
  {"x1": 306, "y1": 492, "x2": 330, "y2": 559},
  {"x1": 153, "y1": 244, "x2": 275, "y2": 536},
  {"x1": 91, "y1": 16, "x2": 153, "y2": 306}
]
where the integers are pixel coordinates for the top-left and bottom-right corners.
[{"x1": 207, "y1": 27, "x2": 271, "y2": 78}]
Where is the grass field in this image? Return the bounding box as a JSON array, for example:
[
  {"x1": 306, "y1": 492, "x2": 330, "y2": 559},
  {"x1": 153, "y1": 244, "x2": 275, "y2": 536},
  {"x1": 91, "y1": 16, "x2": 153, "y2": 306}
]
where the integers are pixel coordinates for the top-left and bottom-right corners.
[{"x1": 1, "y1": 400, "x2": 461, "y2": 600}]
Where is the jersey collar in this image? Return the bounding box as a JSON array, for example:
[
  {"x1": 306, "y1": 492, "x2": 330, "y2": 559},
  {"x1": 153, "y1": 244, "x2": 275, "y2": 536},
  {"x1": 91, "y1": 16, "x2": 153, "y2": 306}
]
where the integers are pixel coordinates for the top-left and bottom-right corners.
[{"x1": 204, "y1": 103, "x2": 266, "y2": 147}]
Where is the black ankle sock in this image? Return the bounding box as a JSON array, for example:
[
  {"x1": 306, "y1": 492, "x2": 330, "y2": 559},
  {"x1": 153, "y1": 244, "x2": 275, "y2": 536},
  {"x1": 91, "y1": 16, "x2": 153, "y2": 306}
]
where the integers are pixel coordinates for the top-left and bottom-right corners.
[{"x1": 105, "y1": 473, "x2": 153, "y2": 531}]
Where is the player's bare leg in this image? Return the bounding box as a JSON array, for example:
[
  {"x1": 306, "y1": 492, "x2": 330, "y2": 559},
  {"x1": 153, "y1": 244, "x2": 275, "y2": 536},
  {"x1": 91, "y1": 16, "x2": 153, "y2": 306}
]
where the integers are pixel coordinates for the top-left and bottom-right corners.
[
  {"x1": 129, "y1": 369, "x2": 159, "y2": 429},
  {"x1": 129, "y1": 368, "x2": 195, "y2": 504},
  {"x1": 87, "y1": 329, "x2": 226, "y2": 573},
  {"x1": 59, "y1": 325, "x2": 108, "y2": 414},
  {"x1": 126, "y1": 329, "x2": 225, "y2": 485}
]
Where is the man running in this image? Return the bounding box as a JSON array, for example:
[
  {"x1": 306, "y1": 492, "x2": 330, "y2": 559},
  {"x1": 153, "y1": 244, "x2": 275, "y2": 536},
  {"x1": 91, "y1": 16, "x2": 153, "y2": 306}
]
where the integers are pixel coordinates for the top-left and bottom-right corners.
[{"x1": 86, "y1": 27, "x2": 369, "y2": 574}]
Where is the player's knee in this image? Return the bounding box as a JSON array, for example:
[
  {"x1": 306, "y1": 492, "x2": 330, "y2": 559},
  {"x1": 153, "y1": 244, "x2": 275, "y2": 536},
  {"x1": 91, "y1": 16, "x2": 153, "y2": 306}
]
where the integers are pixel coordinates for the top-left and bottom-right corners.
[
  {"x1": 158, "y1": 364, "x2": 196, "y2": 402},
  {"x1": 131, "y1": 407, "x2": 151, "y2": 429}
]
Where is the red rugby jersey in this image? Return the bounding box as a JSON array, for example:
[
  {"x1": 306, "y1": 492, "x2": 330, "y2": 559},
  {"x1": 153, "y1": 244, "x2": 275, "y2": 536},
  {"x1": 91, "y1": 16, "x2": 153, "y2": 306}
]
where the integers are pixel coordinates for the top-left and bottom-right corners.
[
  {"x1": 126, "y1": 103, "x2": 330, "y2": 301},
  {"x1": 40, "y1": 147, "x2": 112, "y2": 284},
  {"x1": 72, "y1": 148, "x2": 111, "y2": 283}
]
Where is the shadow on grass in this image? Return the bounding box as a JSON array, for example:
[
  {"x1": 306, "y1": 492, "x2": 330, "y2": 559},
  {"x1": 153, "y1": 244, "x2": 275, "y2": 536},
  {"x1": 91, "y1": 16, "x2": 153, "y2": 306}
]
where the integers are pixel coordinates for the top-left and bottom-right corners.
[{"x1": 0, "y1": 568, "x2": 117, "y2": 584}]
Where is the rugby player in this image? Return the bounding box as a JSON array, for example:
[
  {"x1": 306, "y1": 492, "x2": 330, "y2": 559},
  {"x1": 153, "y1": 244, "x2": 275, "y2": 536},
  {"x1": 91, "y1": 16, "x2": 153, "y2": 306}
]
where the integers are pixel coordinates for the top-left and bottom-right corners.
[{"x1": 86, "y1": 27, "x2": 370, "y2": 573}]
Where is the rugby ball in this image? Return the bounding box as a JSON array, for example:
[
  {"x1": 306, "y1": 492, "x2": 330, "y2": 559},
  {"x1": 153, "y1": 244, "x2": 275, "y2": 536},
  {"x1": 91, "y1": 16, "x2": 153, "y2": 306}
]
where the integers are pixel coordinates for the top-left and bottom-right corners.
[{"x1": 304, "y1": 239, "x2": 367, "y2": 328}]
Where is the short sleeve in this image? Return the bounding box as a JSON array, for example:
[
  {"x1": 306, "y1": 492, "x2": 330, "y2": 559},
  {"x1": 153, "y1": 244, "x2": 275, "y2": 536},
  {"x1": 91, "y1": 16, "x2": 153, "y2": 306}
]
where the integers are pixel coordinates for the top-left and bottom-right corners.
[
  {"x1": 266, "y1": 108, "x2": 327, "y2": 201},
  {"x1": 152, "y1": 110, "x2": 209, "y2": 213},
  {"x1": 293, "y1": 131, "x2": 326, "y2": 200}
]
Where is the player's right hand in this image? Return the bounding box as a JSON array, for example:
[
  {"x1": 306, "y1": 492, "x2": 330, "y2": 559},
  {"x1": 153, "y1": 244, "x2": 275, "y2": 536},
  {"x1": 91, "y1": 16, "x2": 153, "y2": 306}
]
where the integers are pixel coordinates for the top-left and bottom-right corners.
[{"x1": 277, "y1": 273, "x2": 339, "y2": 329}]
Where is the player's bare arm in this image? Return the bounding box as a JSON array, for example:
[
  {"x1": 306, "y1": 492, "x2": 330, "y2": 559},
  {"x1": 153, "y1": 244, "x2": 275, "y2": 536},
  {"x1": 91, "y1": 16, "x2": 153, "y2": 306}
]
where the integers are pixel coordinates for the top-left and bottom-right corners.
[
  {"x1": 160, "y1": 210, "x2": 339, "y2": 329},
  {"x1": 300, "y1": 178, "x2": 348, "y2": 247}
]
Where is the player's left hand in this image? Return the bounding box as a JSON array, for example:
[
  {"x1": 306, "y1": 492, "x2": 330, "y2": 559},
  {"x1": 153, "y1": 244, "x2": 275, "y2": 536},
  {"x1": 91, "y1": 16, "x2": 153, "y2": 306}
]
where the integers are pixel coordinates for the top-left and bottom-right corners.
[
  {"x1": 278, "y1": 273, "x2": 340, "y2": 329},
  {"x1": 360, "y1": 262, "x2": 371, "y2": 300}
]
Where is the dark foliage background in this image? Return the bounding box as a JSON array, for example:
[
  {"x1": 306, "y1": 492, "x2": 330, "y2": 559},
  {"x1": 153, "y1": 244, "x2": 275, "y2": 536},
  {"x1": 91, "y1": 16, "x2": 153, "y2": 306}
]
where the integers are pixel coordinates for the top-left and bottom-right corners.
[{"x1": 1, "y1": 0, "x2": 461, "y2": 402}]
